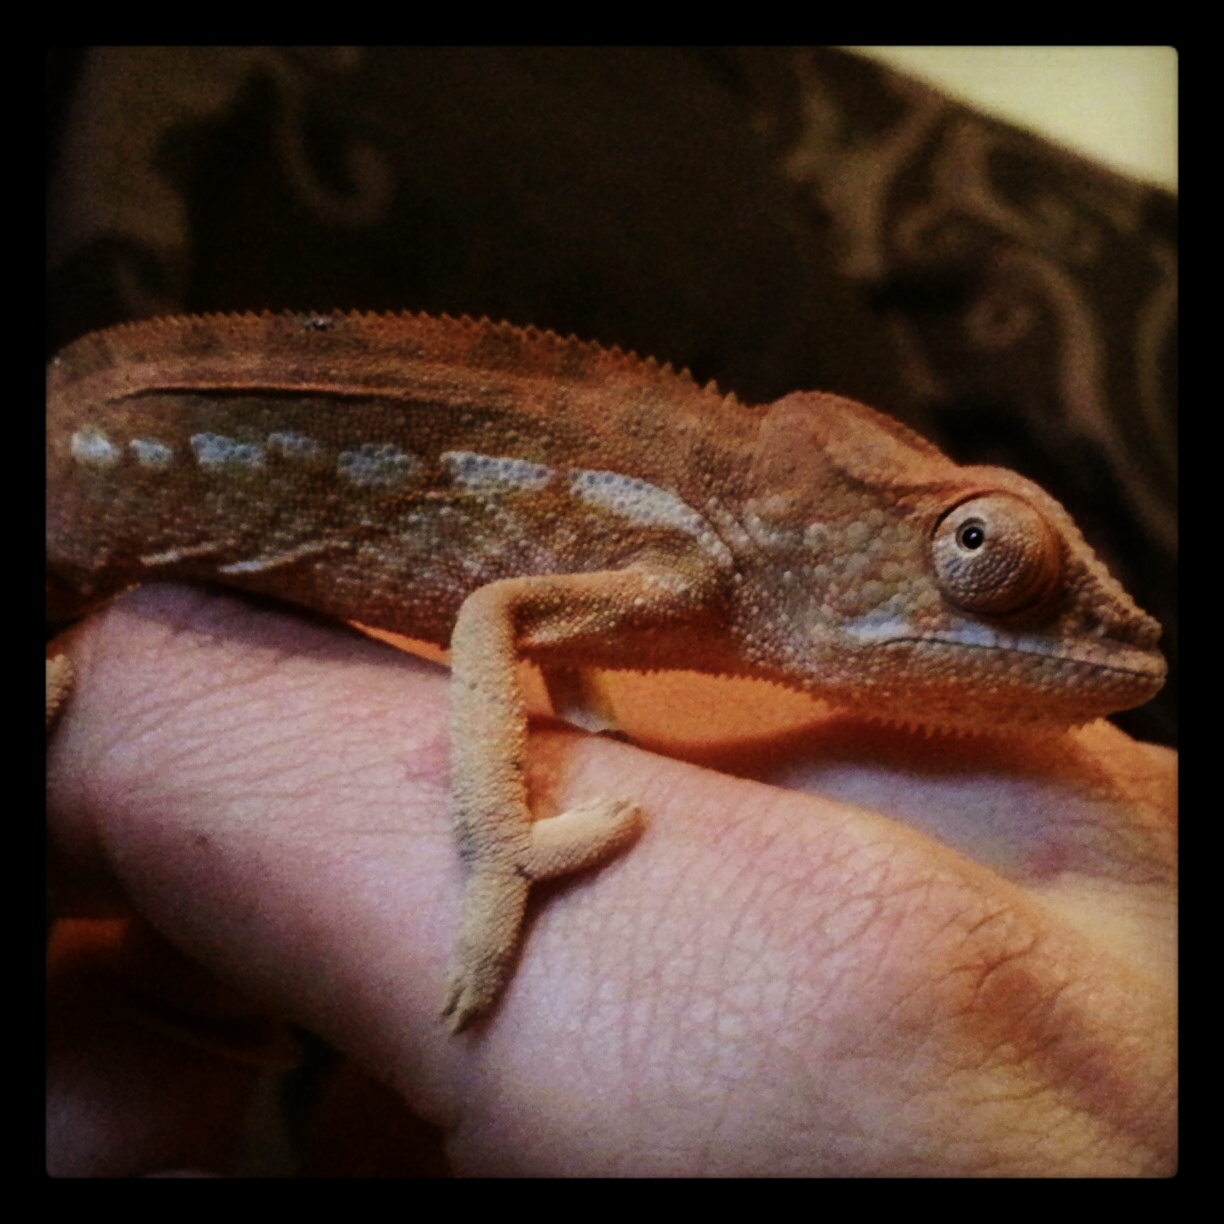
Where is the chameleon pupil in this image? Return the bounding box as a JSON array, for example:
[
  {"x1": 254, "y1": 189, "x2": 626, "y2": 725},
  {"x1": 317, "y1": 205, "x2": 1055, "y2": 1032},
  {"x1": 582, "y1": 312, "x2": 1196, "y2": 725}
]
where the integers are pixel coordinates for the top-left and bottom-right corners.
[{"x1": 959, "y1": 523, "x2": 985, "y2": 550}]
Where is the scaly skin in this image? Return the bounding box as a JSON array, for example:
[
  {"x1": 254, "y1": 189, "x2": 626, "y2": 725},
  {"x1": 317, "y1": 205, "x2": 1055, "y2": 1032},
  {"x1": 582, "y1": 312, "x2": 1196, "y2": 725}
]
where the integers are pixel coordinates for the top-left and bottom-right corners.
[{"x1": 46, "y1": 311, "x2": 1166, "y2": 1028}]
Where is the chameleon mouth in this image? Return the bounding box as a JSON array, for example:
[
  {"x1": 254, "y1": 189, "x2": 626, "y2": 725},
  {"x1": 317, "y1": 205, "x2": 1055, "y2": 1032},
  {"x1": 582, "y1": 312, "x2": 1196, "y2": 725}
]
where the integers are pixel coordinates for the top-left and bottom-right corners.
[{"x1": 871, "y1": 632, "x2": 1167, "y2": 686}]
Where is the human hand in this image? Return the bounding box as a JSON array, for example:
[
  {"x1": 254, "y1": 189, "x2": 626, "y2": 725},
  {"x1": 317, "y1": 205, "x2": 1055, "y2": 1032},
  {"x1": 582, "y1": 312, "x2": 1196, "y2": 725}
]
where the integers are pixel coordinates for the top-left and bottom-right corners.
[{"x1": 46, "y1": 585, "x2": 1176, "y2": 1176}]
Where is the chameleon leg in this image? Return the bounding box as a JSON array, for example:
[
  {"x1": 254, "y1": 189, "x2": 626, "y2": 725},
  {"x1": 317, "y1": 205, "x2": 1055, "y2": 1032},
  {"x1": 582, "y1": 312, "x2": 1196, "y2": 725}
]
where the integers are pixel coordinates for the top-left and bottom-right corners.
[{"x1": 441, "y1": 567, "x2": 708, "y2": 1031}]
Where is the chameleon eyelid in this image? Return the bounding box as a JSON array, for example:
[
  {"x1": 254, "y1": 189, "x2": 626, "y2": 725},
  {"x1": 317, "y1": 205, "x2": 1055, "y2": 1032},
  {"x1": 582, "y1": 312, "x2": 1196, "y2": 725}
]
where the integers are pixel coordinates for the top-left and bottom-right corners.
[{"x1": 931, "y1": 492, "x2": 1062, "y2": 617}]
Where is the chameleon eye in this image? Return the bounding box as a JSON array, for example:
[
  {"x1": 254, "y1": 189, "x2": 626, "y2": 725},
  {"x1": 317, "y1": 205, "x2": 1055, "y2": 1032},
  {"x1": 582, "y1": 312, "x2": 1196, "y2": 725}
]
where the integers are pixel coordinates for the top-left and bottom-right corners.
[{"x1": 932, "y1": 494, "x2": 1061, "y2": 616}]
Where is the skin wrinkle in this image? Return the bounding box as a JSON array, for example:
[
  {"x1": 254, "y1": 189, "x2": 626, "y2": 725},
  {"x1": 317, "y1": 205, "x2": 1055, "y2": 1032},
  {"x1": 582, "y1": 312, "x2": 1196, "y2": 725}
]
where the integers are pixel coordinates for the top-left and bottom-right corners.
[
  {"x1": 915, "y1": 894, "x2": 1169, "y2": 1163},
  {"x1": 549, "y1": 774, "x2": 802, "y2": 1172},
  {"x1": 660, "y1": 798, "x2": 944, "y2": 1160},
  {"x1": 111, "y1": 652, "x2": 397, "y2": 834},
  {"x1": 97, "y1": 676, "x2": 295, "y2": 804},
  {"x1": 93, "y1": 609, "x2": 379, "y2": 802},
  {"x1": 782, "y1": 825, "x2": 1164, "y2": 1173},
  {"x1": 957, "y1": 935, "x2": 1061, "y2": 1074}
]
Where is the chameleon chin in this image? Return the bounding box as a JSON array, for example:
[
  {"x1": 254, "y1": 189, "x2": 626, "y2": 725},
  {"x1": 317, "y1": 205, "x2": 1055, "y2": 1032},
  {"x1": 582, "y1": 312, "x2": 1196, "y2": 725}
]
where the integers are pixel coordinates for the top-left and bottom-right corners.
[{"x1": 46, "y1": 311, "x2": 1165, "y2": 1030}]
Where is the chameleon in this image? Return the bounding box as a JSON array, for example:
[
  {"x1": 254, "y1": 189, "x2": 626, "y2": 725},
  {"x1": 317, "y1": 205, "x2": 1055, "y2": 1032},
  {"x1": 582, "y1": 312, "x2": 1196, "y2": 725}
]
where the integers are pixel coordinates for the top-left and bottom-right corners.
[{"x1": 45, "y1": 310, "x2": 1166, "y2": 1031}]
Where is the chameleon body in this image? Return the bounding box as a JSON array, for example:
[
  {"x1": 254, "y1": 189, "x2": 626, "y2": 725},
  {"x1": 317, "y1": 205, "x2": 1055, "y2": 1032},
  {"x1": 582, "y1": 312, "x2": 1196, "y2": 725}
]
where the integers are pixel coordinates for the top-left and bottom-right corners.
[{"x1": 46, "y1": 311, "x2": 1166, "y2": 1029}]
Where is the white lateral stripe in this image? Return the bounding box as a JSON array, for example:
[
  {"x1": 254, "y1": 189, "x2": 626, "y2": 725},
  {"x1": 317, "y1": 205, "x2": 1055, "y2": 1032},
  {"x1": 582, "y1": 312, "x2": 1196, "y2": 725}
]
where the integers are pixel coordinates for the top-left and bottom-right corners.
[
  {"x1": 570, "y1": 469, "x2": 701, "y2": 535},
  {"x1": 569, "y1": 468, "x2": 733, "y2": 566},
  {"x1": 337, "y1": 442, "x2": 422, "y2": 489},
  {"x1": 268, "y1": 431, "x2": 322, "y2": 461},
  {"x1": 129, "y1": 438, "x2": 175, "y2": 469},
  {"x1": 70, "y1": 428, "x2": 120, "y2": 468},
  {"x1": 192, "y1": 433, "x2": 266, "y2": 471},
  {"x1": 219, "y1": 541, "x2": 331, "y2": 574},
  {"x1": 442, "y1": 450, "x2": 553, "y2": 491}
]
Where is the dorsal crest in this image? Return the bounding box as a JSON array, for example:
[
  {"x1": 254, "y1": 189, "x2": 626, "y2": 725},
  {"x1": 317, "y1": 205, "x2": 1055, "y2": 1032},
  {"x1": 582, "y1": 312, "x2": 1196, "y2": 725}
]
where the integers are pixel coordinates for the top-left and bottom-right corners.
[{"x1": 51, "y1": 311, "x2": 743, "y2": 414}]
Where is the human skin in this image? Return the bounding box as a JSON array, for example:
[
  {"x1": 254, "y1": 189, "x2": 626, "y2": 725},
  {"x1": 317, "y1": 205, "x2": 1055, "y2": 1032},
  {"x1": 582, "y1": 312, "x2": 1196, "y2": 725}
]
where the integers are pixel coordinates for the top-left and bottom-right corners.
[{"x1": 46, "y1": 585, "x2": 1176, "y2": 1176}]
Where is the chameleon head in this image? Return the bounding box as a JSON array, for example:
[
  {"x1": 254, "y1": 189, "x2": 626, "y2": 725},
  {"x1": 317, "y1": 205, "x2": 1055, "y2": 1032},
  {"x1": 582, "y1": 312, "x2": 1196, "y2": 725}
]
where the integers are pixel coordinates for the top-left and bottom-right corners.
[{"x1": 739, "y1": 392, "x2": 1166, "y2": 730}]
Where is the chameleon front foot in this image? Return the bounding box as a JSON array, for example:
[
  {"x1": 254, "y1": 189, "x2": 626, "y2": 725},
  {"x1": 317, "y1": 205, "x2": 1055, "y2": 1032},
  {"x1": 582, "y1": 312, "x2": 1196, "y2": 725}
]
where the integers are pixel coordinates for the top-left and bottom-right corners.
[
  {"x1": 526, "y1": 795, "x2": 644, "y2": 880},
  {"x1": 443, "y1": 796, "x2": 644, "y2": 1031},
  {"x1": 46, "y1": 655, "x2": 73, "y2": 729}
]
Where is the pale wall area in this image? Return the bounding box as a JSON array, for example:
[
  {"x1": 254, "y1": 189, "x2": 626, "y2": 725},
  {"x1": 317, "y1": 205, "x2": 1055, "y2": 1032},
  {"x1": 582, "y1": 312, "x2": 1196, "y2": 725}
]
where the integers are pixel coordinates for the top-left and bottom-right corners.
[{"x1": 848, "y1": 47, "x2": 1177, "y2": 191}]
